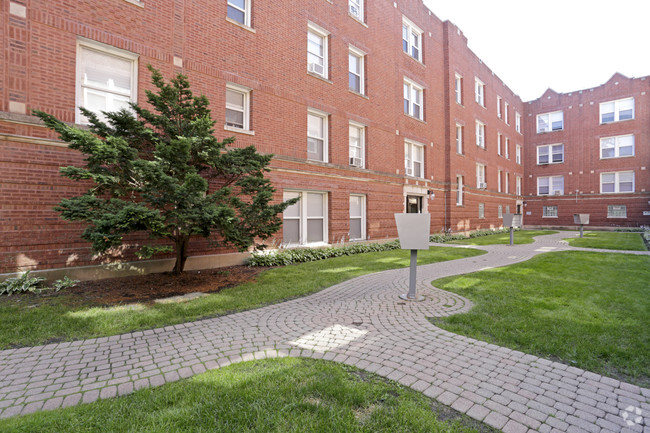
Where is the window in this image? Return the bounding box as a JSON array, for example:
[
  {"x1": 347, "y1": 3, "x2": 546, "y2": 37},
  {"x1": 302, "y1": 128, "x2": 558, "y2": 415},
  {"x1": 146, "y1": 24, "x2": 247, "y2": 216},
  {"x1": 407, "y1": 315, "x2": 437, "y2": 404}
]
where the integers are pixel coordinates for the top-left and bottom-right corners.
[
  {"x1": 225, "y1": 84, "x2": 250, "y2": 131},
  {"x1": 349, "y1": 122, "x2": 365, "y2": 168},
  {"x1": 307, "y1": 23, "x2": 329, "y2": 78},
  {"x1": 537, "y1": 111, "x2": 563, "y2": 133},
  {"x1": 537, "y1": 176, "x2": 564, "y2": 195},
  {"x1": 456, "y1": 175, "x2": 464, "y2": 205},
  {"x1": 601, "y1": 171, "x2": 634, "y2": 193},
  {"x1": 497, "y1": 170, "x2": 502, "y2": 192},
  {"x1": 402, "y1": 17, "x2": 423, "y2": 62},
  {"x1": 516, "y1": 176, "x2": 522, "y2": 196},
  {"x1": 497, "y1": 96, "x2": 502, "y2": 119},
  {"x1": 504, "y1": 102, "x2": 509, "y2": 124},
  {"x1": 349, "y1": 0, "x2": 363, "y2": 21},
  {"x1": 478, "y1": 203, "x2": 485, "y2": 219},
  {"x1": 455, "y1": 74, "x2": 463, "y2": 104},
  {"x1": 403, "y1": 78, "x2": 424, "y2": 120},
  {"x1": 504, "y1": 137, "x2": 510, "y2": 159},
  {"x1": 497, "y1": 133, "x2": 502, "y2": 156},
  {"x1": 227, "y1": 0, "x2": 250, "y2": 26},
  {"x1": 455, "y1": 124, "x2": 463, "y2": 154},
  {"x1": 537, "y1": 144, "x2": 564, "y2": 164},
  {"x1": 283, "y1": 191, "x2": 328, "y2": 245},
  {"x1": 349, "y1": 46, "x2": 365, "y2": 94},
  {"x1": 404, "y1": 140, "x2": 424, "y2": 177},
  {"x1": 600, "y1": 134, "x2": 634, "y2": 159},
  {"x1": 498, "y1": 205, "x2": 503, "y2": 218},
  {"x1": 476, "y1": 163, "x2": 486, "y2": 188},
  {"x1": 475, "y1": 121, "x2": 485, "y2": 148},
  {"x1": 600, "y1": 97, "x2": 634, "y2": 123},
  {"x1": 505, "y1": 172, "x2": 509, "y2": 194},
  {"x1": 505, "y1": 205, "x2": 510, "y2": 214},
  {"x1": 543, "y1": 206, "x2": 558, "y2": 218},
  {"x1": 76, "y1": 40, "x2": 138, "y2": 124},
  {"x1": 516, "y1": 145, "x2": 521, "y2": 164},
  {"x1": 516, "y1": 112, "x2": 521, "y2": 133},
  {"x1": 349, "y1": 194, "x2": 366, "y2": 240},
  {"x1": 608, "y1": 205, "x2": 627, "y2": 218},
  {"x1": 475, "y1": 78, "x2": 485, "y2": 106},
  {"x1": 307, "y1": 109, "x2": 328, "y2": 162}
]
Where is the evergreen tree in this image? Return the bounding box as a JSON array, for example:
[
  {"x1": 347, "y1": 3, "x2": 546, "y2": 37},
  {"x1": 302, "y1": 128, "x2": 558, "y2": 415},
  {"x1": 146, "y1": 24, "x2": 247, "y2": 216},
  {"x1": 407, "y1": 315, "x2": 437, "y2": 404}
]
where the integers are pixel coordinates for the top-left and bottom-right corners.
[{"x1": 34, "y1": 66, "x2": 296, "y2": 274}]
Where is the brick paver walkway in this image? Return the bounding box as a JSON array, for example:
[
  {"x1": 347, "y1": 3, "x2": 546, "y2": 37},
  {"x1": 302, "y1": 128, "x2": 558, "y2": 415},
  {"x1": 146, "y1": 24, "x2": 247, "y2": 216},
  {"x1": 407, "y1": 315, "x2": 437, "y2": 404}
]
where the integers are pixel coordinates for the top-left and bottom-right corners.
[{"x1": 1, "y1": 232, "x2": 649, "y2": 432}]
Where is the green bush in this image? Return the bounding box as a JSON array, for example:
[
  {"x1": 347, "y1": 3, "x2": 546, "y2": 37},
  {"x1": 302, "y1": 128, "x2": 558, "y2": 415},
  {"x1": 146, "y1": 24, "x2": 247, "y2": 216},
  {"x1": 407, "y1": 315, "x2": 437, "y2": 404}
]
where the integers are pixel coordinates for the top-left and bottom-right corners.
[
  {"x1": 429, "y1": 228, "x2": 516, "y2": 243},
  {"x1": 249, "y1": 240, "x2": 401, "y2": 266},
  {"x1": 0, "y1": 272, "x2": 46, "y2": 296},
  {"x1": 51, "y1": 276, "x2": 79, "y2": 292}
]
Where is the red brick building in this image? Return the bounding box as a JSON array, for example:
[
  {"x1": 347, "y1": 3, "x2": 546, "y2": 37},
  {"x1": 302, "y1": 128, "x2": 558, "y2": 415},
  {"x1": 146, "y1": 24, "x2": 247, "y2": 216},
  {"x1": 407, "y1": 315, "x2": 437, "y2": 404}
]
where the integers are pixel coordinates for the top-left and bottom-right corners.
[{"x1": 0, "y1": 0, "x2": 646, "y2": 277}]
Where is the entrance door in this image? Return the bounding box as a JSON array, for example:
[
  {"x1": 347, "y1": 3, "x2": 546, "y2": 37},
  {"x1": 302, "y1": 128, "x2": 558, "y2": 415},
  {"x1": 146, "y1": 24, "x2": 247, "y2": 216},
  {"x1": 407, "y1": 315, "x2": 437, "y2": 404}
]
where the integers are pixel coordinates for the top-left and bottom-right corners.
[
  {"x1": 516, "y1": 204, "x2": 522, "y2": 214},
  {"x1": 406, "y1": 195, "x2": 423, "y2": 213}
]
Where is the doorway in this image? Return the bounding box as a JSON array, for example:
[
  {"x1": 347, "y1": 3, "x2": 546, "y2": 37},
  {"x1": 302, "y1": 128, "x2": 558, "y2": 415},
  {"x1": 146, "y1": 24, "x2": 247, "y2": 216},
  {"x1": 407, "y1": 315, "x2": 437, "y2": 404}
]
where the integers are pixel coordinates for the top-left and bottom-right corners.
[{"x1": 406, "y1": 195, "x2": 423, "y2": 213}]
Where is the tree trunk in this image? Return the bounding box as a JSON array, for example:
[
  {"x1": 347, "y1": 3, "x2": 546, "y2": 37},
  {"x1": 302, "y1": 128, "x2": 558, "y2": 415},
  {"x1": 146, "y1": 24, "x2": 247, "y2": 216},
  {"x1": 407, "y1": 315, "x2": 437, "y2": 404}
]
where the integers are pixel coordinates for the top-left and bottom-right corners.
[{"x1": 173, "y1": 236, "x2": 189, "y2": 275}]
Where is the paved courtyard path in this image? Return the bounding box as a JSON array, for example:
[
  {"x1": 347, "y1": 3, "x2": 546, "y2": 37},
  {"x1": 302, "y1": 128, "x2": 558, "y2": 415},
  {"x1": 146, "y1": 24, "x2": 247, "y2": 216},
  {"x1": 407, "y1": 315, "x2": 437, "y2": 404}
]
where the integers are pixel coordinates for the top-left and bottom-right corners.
[{"x1": 1, "y1": 232, "x2": 649, "y2": 432}]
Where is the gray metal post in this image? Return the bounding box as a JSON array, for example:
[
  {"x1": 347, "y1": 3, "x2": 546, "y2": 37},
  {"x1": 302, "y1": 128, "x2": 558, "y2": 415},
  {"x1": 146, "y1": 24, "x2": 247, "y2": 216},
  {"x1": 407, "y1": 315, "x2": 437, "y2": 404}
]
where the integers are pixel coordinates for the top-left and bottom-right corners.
[
  {"x1": 509, "y1": 227, "x2": 514, "y2": 246},
  {"x1": 580, "y1": 224, "x2": 584, "y2": 238},
  {"x1": 400, "y1": 249, "x2": 423, "y2": 301}
]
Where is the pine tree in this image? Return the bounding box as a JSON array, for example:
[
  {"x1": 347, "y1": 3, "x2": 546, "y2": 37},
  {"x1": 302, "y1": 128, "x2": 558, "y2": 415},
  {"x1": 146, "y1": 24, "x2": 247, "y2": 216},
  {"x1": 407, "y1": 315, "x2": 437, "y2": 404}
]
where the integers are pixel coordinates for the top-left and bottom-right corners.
[{"x1": 34, "y1": 66, "x2": 296, "y2": 274}]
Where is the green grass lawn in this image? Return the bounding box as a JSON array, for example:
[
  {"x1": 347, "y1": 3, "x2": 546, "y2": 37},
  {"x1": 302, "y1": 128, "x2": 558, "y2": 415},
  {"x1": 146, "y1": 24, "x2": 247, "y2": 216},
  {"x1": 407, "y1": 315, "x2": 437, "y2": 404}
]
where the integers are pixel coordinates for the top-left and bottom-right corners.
[
  {"x1": 450, "y1": 230, "x2": 557, "y2": 246},
  {"x1": 0, "y1": 246, "x2": 484, "y2": 349},
  {"x1": 565, "y1": 231, "x2": 648, "y2": 251},
  {"x1": 0, "y1": 358, "x2": 494, "y2": 433},
  {"x1": 431, "y1": 251, "x2": 650, "y2": 386}
]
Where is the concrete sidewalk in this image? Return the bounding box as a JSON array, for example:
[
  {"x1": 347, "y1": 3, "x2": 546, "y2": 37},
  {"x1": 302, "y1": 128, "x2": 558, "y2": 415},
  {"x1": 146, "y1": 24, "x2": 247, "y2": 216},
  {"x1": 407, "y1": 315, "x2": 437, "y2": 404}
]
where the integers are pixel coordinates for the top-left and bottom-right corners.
[{"x1": 0, "y1": 231, "x2": 648, "y2": 432}]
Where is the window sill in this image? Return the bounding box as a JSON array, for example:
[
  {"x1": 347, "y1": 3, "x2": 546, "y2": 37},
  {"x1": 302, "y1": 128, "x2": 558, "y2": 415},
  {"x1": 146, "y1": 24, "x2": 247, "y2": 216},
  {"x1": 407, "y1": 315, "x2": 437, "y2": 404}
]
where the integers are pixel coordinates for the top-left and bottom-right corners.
[
  {"x1": 122, "y1": 0, "x2": 144, "y2": 7},
  {"x1": 600, "y1": 191, "x2": 634, "y2": 194},
  {"x1": 600, "y1": 155, "x2": 635, "y2": 160},
  {"x1": 456, "y1": 152, "x2": 464, "y2": 157},
  {"x1": 349, "y1": 89, "x2": 368, "y2": 99},
  {"x1": 402, "y1": 51, "x2": 425, "y2": 67},
  {"x1": 607, "y1": 216, "x2": 627, "y2": 219},
  {"x1": 600, "y1": 118, "x2": 634, "y2": 126},
  {"x1": 307, "y1": 72, "x2": 333, "y2": 84},
  {"x1": 403, "y1": 114, "x2": 426, "y2": 124},
  {"x1": 225, "y1": 17, "x2": 256, "y2": 33},
  {"x1": 456, "y1": 203, "x2": 464, "y2": 207},
  {"x1": 405, "y1": 174, "x2": 426, "y2": 180},
  {"x1": 348, "y1": 13, "x2": 368, "y2": 27},
  {"x1": 537, "y1": 129, "x2": 564, "y2": 134},
  {"x1": 542, "y1": 216, "x2": 558, "y2": 218},
  {"x1": 224, "y1": 126, "x2": 255, "y2": 136},
  {"x1": 348, "y1": 164, "x2": 366, "y2": 170}
]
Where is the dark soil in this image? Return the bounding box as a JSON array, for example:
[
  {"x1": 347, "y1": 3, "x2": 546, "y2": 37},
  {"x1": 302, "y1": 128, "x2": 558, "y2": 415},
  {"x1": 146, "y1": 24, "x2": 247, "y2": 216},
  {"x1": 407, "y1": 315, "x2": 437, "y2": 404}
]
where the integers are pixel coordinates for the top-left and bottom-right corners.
[{"x1": 61, "y1": 265, "x2": 266, "y2": 306}]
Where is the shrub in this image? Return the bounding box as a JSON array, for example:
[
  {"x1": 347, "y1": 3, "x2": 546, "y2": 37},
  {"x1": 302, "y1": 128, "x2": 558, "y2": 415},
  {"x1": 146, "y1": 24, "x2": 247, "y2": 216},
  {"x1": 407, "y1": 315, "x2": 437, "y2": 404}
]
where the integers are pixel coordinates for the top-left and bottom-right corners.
[
  {"x1": 0, "y1": 272, "x2": 46, "y2": 296},
  {"x1": 51, "y1": 276, "x2": 79, "y2": 292}
]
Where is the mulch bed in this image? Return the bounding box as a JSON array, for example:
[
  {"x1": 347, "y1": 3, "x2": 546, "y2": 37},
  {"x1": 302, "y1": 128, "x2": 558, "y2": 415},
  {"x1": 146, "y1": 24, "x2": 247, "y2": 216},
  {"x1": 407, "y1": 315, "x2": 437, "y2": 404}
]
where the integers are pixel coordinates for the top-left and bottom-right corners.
[{"x1": 60, "y1": 265, "x2": 266, "y2": 306}]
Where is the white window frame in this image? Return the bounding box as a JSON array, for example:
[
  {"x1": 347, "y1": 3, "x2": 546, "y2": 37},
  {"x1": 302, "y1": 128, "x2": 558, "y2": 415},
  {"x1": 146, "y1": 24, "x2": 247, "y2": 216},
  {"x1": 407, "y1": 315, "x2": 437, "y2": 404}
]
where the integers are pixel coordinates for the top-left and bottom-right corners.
[
  {"x1": 476, "y1": 163, "x2": 486, "y2": 188},
  {"x1": 456, "y1": 175, "x2": 464, "y2": 206},
  {"x1": 475, "y1": 121, "x2": 485, "y2": 148},
  {"x1": 404, "y1": 140, "x2": 425, "y2": 178},
  {"x1": 402, "y1": 16, "x2": 423, "y2": 62},
  {"x1": 600, "y1": 171, "x2": 635, "y2": 194},
  {"x1": 600, "y1": 134, "x2": 635, "y2": 159},
  {"x1": 455, "y1": 74, "x2": 463, "y2": 104},
  {"x1": 349, "y1": 194, "x2": 366, "y2": 240},
  {"x1": 537, "y1": 176, "x2": 564, "y2": 196},
  {"x1": 543, "y1": 206, "x2": 558, "y2": 218},
  {"x1": 282, "y1": 190, "x2": 328, "y2": 246},
  {"x1": 497, "y1": 96, "x2": 502, "y2": 119},
  {"x1": 349, "y1": 121, "x2": 365, "y2": 168},
  {"x1": 478, "y1": 203, "x2": 485, "y2": 219},
  {"x1": 403, "y1": 78, "x2": 424, "y2": 120},
  {"x1": 348, "y1": 46, "x2": 366, "y2": 95},
  {"x1": 607, "y1": 205, "x2": 627, "y2": 218},
  {"x1": 497, "y1": 170, "x2": 502, "y2": 192},
  {"x1": 600, "y1": 97, "x2": 634, "y2": 124},
  {"x1": 455, "y1": 124, "x2": 463, "y2": 154},
  {"x1": 497, "y1": 133, "x2": 502, "y2": 156},
  {"x1": 504, "y1": 137, "x2": 510, "y2": 159},
  {"x1": 307, "y1": 108, "x2": 329, "y2": 163},
  {"x1": 537, "y1": 143, "x2": 564, "y2": 165},
  {"x1": 505, "y1": 172, "x2": 510, "y2": 194},
  {"x1": 516, "y1": 144, "x2": 521, "y2": 164},
  {"x1": 227, "y1": 0, "x2": 251, "y2": 27},
  {"x1": 225, "y1": 83, "x2": 251, "y2": 132},
  {"x1": 536, "y1": 111, "x2": 564, "y2": 133},
  {"x1": 504, "y1": 102, "x2": 509, "y2": 124},
  {"x1": 76, "y1": 39, "x2": 138, "y2": 125},
  {"x1": 516, "y1": 112, "x2": 522, "y2": 133},
  {"x1": 307, "y1": 22, "x2": 329, "y2": 79},
  {"x1": 498, "y1": 204, "x2": 503, "y2": 219},
  {"x1": 516, "y1": 176, "x2": 522, "y2": 196},
  {"x1": 475, "y1": 78, "x2": 485, "y2": 106},
  {"x1": 348, "y1": 0, "x2": 364, "y2": 22}
]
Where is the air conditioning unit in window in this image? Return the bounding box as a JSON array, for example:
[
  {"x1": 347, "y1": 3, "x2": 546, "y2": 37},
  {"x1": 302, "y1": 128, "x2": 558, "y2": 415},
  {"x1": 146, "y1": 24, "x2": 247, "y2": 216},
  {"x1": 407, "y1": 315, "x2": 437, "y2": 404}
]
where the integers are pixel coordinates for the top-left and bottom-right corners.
[
  {"x1": 308, "y1": 63, "x2": 324, "y2": 76},
  {"x1": 478, "y1": 182, "x2": 487, "y2": 189},
  {"x1": 405, "y1": 167, "x2": 413, "y2": 176},
  {"x1": 554, "y1": 190, "x2": 562, "y2": 195},
  {"x1": 349, "y1": 157, "x2": 363, "y2": 167}
]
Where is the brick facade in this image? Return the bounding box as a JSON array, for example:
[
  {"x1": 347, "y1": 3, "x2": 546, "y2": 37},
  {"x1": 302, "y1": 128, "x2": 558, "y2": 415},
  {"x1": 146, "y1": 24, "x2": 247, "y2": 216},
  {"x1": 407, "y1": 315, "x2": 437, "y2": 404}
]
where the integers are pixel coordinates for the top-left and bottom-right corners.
[{"x1": 0, "y1": 0, "x2": 647, "y2": 275}]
